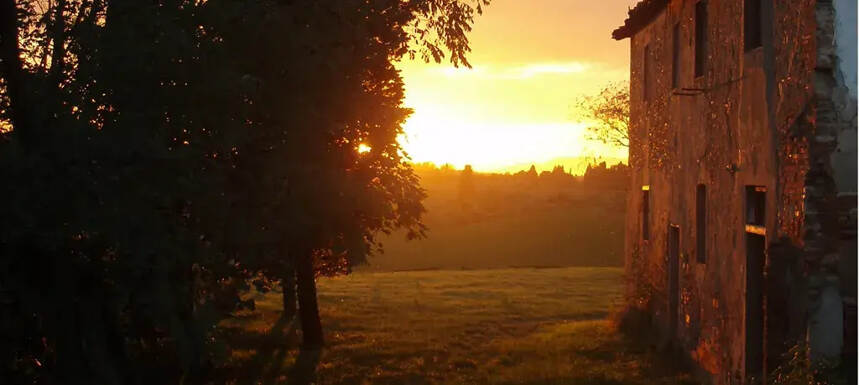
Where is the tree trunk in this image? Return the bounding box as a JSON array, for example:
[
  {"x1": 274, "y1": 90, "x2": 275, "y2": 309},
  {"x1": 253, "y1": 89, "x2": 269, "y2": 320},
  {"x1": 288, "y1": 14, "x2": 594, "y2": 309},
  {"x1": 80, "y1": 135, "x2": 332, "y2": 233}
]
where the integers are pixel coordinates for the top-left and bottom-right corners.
[
  {"x1": 48, "y1": 0, "x2": 67, "y2": 85},
  {"x1": 281, "y1": 264, "x2": 297, "y2": 320},
  {"x1": 0, "y1": 0, "x2": 34, "y2": 143},
  {"x1": 295, "y1": 251, "x2": 323, "y2": 347}
]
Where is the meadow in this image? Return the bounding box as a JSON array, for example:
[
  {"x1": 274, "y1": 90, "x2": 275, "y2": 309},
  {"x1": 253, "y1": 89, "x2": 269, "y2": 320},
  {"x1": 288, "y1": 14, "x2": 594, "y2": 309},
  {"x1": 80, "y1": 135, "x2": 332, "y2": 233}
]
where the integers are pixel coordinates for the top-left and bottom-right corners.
[
  {"x1": 219, "y1": 267, "x2": 695, "y2": 385},
  {"x1": 365, "y1": 167, "x2": 627, "y2": 271}
]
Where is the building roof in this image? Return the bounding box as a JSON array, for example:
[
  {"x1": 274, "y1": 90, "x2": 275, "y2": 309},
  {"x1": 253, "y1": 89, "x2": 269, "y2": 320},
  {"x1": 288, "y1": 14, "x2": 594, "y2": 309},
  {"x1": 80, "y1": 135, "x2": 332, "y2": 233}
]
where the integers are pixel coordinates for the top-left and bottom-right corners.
[{"x1": 611, "y1": 0, "x2": 669, "y2": 40}]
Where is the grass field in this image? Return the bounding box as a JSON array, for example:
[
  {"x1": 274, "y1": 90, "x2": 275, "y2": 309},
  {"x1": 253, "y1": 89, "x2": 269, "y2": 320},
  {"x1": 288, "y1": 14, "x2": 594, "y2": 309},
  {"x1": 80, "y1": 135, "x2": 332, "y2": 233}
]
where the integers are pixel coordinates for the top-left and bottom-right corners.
[
  {"x1": 366, "y1": 170, "x2": 627, "y2": 271},
  {"x1": 219, "y1": 267, "x2": 695, "y2": 385}
]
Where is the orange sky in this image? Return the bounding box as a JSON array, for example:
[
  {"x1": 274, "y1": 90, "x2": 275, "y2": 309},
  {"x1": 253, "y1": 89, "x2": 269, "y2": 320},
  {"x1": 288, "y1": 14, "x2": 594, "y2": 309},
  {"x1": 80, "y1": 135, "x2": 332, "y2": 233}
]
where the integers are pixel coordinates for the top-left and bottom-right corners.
[{"x1": 396, "y1": 0, "x2": 638, "y2": 174}]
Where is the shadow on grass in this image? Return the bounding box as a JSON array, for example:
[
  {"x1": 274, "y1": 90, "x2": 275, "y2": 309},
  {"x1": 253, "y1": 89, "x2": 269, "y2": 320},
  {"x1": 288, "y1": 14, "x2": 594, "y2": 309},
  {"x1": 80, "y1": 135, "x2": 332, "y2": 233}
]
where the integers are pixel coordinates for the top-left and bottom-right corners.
[
  {"x1": 618, "y1": 336, "x2": 699, "y2": 384},
  {"x1": 497, "y1": 378, "x2": 634, "y2": 385},
  {"x1": 610, "y1": 308, "x2": 699, "y2": 385},
  {"x1": 214, "y1": 316, "x2": 322, "y2": 385},
  {"x1": 287, "y1": 347, "x2": 322, "y2": 385}
]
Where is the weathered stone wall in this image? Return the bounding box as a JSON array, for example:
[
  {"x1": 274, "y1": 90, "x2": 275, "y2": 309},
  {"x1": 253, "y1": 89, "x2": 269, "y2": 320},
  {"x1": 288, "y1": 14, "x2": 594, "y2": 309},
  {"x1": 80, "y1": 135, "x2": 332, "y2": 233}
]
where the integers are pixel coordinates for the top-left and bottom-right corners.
[
  {"x1": 627, "y1": 2, "x2": 752, "y2": 381},
  {"x1": 831, "y1": 0, "x2": 858, "y2": 360},
  {"x1": 834, "y1": 0, "x2": 857, "y2": 101},
  {"x1": 622, "y1": 0, "x2": 854, "y2": 383},
  {"x1": 768, "y1": 0, "x2": 817, "y2": 372},
  {"x1": 805, "y1": 0, "x2": 857, "y2": 360}
]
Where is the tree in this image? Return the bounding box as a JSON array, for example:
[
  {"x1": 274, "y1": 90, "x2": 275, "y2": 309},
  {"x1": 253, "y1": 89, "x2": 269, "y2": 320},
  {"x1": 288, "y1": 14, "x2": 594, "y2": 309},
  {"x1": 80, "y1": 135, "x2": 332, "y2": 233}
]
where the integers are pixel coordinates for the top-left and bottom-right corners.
[
  {"x1": 574, "y1": 82, "x2": 630, "y2": 148},
  {"x1": 459, "y1": 164, "x2": 476, "y2": 205},
  {"x1": 203, "y1": 0, "x2": 490, "y2": 347},
  {"x1": 0, "y1": 1, "x2": 254, "y2": 383},
  {"x1": 583, "y1": 162, "x2": 630, "y2": 190},
  {"x1": 0, "y1": 0, "x2": 490, "y2": 382},
  {"x1": 527, "y1": 164, "x2": 538, "y2": 178}
]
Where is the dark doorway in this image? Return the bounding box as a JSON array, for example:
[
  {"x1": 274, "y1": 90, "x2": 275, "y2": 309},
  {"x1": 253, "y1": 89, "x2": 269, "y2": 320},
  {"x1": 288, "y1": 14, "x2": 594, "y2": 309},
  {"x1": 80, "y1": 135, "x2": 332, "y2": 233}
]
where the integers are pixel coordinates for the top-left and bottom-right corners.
[
  {"x1": 746, "y1": 233, "x2": 765, "y2": 384},
  {"x1": 668, "y1": 225, "x2": 680, "y2": 336}
]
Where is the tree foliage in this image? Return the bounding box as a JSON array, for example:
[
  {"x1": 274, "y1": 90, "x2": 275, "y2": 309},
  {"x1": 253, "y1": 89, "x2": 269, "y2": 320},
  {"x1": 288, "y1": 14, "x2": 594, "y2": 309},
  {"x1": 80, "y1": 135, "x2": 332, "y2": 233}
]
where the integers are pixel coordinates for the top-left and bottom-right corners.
[
  {"x1": 458, "y1": 164, "x2": 475, "y2": 204},
  {"x1": 0, "y1": 0, "x2": 489, "y2": 383},
  {"x1": 574, "y1": 82, "x2": 630, "y2": 148}
]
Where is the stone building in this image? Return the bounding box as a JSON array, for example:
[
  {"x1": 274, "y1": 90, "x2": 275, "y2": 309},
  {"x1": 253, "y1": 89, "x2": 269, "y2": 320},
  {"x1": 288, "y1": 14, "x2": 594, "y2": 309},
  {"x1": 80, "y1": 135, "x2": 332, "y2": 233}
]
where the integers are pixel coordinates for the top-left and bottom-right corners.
[{"x1": 612, "y1": 0, "x2": 856, "y2": 383}]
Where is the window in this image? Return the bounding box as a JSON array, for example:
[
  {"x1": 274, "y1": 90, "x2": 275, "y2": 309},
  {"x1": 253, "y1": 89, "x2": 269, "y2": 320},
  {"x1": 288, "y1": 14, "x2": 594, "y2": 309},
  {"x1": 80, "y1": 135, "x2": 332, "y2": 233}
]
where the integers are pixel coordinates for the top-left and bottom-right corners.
[
  {"x1": 672, "y1": 23, "x2": 681, "y2": 88},
  {"x1": 668, "y1": 224, "x2": 680, "y2": 333},
  {"x1": 643, "y1": 44, "x2": 651, "y2": 101},
  {"x1": 696, "y1": 184, "x2": 706, "y2": 263},
  {"x1": 745, "y1": 186, "x2": 766, "y2": 226},
  {"x1": 642, "y1": 187, "x2": 650, "y2": 240},
  {"x1": 694, "y1": 1, "x2": 707, "y2": 77},
  {"x1": 744, "y1": 0, "x2": 762, "y2": 51}
]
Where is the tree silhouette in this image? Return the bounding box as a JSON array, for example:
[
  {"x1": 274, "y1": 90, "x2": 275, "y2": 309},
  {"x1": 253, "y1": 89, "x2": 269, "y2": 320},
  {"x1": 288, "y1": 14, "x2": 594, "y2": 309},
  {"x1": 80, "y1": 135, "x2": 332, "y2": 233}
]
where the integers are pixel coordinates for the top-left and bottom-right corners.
[
  {"x1": 212, "y1": 0, "x2": 489, "y2": 347},
  {"x1": 1, "y1": 1, "x2": 252, "y2": 382},
  {"x1": 459, "y1": 164, "x2": 476, "y2": 206},
  {"x1": 527, "y1": 164, "x2": 539, "y2": 178},
  {"x1": 583, "y1": 162, "x2": 630, "y2": 189},
  {"x1": 574, "y1": 82, "x2": 630, "y2": 148},
  {"x1": 0, "y1": 0, "x2": 490, "y2": 382}
]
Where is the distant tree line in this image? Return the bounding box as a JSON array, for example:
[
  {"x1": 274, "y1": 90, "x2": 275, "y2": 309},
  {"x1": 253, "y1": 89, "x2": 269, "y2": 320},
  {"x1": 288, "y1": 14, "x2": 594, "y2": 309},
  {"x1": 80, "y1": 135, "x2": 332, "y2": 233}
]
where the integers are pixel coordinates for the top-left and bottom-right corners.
[
  {"x1": 582, "y1": 162, "x2": 630, "y2": 190},
  {"x1": 0, "y1": 1, "x2": 488, "y2": 384},
  {"x1": 413, "y1": 161, "x2": 627, "y2": 188}
]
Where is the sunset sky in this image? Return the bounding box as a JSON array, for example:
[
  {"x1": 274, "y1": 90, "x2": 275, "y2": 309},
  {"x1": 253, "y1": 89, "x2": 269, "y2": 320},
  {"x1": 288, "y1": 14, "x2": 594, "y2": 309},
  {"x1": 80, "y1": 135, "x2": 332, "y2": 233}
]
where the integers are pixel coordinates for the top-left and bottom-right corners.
[{"x1": 397, "y1": 0, "x2": 637, "y2": 174}]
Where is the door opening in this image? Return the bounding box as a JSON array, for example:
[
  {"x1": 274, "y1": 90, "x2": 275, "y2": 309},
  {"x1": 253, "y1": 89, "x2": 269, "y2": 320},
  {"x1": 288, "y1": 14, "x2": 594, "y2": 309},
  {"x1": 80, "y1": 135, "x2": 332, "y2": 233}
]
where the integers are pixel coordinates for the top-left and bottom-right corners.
[{"x1": 746, "y1": 233, "x2": 765, "y2": 384}]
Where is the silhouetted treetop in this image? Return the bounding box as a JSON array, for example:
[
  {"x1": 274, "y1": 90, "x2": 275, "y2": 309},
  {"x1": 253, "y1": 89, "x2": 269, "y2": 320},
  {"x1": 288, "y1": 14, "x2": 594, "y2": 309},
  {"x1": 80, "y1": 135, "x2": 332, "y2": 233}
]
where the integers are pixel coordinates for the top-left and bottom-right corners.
[
  {"x1": 574, "y1": 82, "x2": 630, "y2": 148},
  {"x1": 0, "y1": 0, "x2": 490, "y2": 382}
]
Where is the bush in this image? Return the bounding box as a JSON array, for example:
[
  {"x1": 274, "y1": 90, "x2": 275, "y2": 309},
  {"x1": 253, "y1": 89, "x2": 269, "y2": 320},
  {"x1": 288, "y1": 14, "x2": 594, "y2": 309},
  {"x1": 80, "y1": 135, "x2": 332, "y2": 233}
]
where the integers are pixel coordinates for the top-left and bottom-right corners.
[{"x1": 768, "y1": 344, "x2": 851, "y2": 385}]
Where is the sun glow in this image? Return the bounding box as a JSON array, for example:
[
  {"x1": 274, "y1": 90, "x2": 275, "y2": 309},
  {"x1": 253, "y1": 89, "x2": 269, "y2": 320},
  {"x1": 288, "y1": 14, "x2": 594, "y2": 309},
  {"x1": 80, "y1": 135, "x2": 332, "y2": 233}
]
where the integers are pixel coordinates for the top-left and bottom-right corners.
[
  {"x1": 395, "y1": 0, "x2": 636, "y2": 174},
  {"x1": 396, "y1": 59, "x2": 629, "y2": 174},
  {"x1": 399, "y1": 112, "x2": 597, "y2": 173}
]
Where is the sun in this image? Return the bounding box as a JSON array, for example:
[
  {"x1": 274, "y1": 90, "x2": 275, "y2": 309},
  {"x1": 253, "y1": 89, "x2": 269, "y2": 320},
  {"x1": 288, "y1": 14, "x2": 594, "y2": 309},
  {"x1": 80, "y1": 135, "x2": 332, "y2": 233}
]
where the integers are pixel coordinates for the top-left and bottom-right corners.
[{"x1": 398, "y1": 109, "x2": 603, "y2": 173}]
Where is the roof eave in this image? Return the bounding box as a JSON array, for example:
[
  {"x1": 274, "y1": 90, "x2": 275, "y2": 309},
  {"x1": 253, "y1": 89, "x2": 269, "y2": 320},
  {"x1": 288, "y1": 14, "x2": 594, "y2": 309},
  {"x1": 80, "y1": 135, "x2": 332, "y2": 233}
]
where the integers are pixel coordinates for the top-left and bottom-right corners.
[{"x1": 610, "y1": 0, "x2": 669, "y2": 41}]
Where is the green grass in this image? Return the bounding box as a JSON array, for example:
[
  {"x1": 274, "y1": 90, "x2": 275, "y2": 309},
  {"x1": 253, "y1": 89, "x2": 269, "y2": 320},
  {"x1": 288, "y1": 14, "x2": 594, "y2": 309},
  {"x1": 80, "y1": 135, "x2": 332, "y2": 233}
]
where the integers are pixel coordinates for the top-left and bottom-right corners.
[
  {"x1": 367, "y1": 177, "x2": 626, "y2": 271},
  {"x1": 219, "y1": 267, "x2": 695, "y2": 385}
]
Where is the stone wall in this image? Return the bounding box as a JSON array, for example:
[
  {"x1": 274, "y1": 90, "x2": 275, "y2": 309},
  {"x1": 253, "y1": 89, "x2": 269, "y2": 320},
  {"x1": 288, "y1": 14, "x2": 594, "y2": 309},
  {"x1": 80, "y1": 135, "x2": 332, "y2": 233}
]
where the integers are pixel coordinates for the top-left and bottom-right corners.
[
  {"x1": 621, "y1": 0, "x2": 855, "y2": 382},
  {"x1": 805, "y1": 0, "x2": 857, "y2": 360}
]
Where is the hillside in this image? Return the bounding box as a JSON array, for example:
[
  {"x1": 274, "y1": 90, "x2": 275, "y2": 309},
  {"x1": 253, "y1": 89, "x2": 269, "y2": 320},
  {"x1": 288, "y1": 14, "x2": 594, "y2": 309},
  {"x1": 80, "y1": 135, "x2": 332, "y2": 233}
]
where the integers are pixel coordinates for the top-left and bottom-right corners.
[{"x1": 362, "y1": 166, "x2": 628, "y2": 271}]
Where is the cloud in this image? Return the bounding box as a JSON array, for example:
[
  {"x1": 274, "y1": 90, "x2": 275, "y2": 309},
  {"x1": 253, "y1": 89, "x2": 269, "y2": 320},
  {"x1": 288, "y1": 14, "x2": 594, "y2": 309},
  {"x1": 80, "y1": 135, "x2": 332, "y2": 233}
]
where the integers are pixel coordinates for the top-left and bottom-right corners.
[
  {"x1": 437, "y1": 61, "x2": 590, "y2": 79},
  {"x1": 439, "y1": 65, "x2": 490, "y2": 77},
  {"x1": 516, "y1": 62, "x2": 588, "y2": 78}
]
